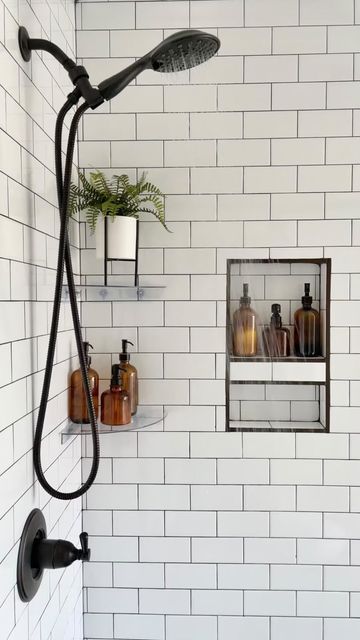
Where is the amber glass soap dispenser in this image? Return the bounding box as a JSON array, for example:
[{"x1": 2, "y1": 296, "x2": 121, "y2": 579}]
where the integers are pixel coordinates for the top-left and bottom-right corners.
[
  {"x1": 263, "y1": 303, "x2": 290, "y2": 357},
  {"x1": 233, "y1": 283, "x2": 257, "y2": 357},
  {"x1": 101, "y1": 364, "x2": 131, "y2": 426},
  {"x1": 294, "y1": 283, "x2": 320, "y2": 357},
  {"x1": 120, "y1": 339, "x2": 138, "y2": 415},
  {"x1": 69, "y1": 341, "x2": 99, "y2": 423}
]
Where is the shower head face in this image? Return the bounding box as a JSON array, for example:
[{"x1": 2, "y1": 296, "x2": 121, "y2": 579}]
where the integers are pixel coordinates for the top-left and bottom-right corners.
[{"x1": 150, "y1": 30, "x2": 220, "y2": 73}]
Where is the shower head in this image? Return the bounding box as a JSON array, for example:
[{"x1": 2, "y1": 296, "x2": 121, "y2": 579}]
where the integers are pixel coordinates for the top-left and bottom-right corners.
[{"x1": 98, "y1": 29, "x2": 220, "y2": 101}]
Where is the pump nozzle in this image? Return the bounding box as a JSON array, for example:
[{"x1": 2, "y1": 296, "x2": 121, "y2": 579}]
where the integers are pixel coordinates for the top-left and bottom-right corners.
[
  {"x1": 120, "y1": 339, "x2": 134, "y2": 362},
  {"x1": 240, "y1": 283, "x2": 251, "y2": 305},
  {"x1": 301, "y1": 283, "x2": 313, "y2": 307},
  {"x1": 83, "y1": 341, "x2": 93, "y2": 367}
]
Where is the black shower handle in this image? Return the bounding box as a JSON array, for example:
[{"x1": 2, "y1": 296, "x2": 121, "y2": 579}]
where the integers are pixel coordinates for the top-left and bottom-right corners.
[{"x1": 32, "y1": 531, "x2": 91, "y2": 570}]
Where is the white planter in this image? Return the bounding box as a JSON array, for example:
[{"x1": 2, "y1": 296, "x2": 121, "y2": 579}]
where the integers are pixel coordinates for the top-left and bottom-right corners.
[{"x1": 95, "y1": 216, "x2": 137, "y2": 260}]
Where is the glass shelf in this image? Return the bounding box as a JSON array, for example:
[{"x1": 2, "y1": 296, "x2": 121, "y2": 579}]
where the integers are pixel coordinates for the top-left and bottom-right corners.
[
  {"x1": 62, "y1": 285, "x2": 166, "y2": 301},
  {"x1": 61, "y1": 410, "x2": 165, "y2": 443}
]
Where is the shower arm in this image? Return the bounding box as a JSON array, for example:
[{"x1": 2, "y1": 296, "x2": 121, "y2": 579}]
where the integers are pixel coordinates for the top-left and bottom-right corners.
[{"x1": 18, "y1": 26, "x2": 103, "y2": 109}]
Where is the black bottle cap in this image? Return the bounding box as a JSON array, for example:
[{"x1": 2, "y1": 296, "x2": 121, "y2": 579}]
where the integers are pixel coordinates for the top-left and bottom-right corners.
[
  {"x1": 270, "y1": 303, "x2": 282, "y2": 328},
  {"x1": 111, "y1": 364, "x2": 120, "y2": 386},
  {"x1": 83, "y1": 341, "x2": 93, "y2": 367},
  {"x1": 240, "y1": 283, "x2": 251, "y2": 305},
  {"x1": 301, "y1": 283, "x2": 313, "y2": 307},
  {"x1": 120, "y1": 339, "x2": 134, "y2": 362}
]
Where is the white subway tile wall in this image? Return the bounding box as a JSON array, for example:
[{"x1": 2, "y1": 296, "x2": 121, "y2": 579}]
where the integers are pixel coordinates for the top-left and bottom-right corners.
[
  {"x1": 77, "y1": 1, "x2": 360, "y2": 639},
  {"x1": 0, "y1": 0, "x2": 83, "y2": 639}
]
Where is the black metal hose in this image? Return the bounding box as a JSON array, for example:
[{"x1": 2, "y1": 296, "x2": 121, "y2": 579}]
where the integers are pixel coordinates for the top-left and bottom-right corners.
[{"x1": 33, "y1": 98, "x2": 100, "y2": 500}]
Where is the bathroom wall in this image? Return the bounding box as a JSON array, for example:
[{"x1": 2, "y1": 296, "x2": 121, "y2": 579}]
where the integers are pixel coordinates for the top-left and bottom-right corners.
[
  {"x1": 77, "y1": 1, "x2": 360, "y2": 639},
  {"x1": 0, "y1": 0, "x2": 83, "y2": 638}
]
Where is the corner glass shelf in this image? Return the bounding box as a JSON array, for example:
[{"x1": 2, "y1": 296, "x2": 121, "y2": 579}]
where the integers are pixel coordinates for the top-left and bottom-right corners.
[
  {"x1": 62, "y1": 284, "x2": 166, "y2": 301},
  {"x1": 61, "y1": 410, "x2": 165, "y2": 443}
]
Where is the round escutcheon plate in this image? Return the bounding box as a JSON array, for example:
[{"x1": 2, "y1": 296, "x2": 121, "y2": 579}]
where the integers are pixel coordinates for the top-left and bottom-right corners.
[{"x1": 17, "y1": 509, "x2": 47, "y2": 602}]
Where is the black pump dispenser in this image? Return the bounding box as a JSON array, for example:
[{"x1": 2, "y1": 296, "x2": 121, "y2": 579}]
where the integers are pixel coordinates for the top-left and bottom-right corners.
[
  {"x1": 111, "y1": 364, "x2": 121, "y2": 387},
  {"x1": 120, "y1": 339, "x2": 133, "y2": 363},
  {"x1": 240, "y1": 283, "x2": 251, "y2": 305},
  {"x1": 301, "y1": 283, "x2": 312, "y2": 308},
  {"x1": 270, "y1": 303, "x2": 282, "y2": 329},
  {"x1": 83, "y1": 341, "x2": 93, "y2": 367}
]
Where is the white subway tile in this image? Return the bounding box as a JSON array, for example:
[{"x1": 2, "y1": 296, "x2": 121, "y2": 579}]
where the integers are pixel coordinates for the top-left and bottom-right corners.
[
  {"x1": 113, "y1": 511, "x2": 164, "y2": 537},
  {"x1": 274, "y1": 26, "x2": 326, "y2": 53},
  {"x1": 88, "y1": 587, "x2": 138, "y2": 613},
  {"x1": 245, "y1": 166, "x2": 297, "y2": 194},
  {"x1": 192, "y1": 537, "x2": 243, "y2": 562},
  {"x1": 87, "y1": 484, "x2": 137, "y2": 510},
  {"x1": 298, "y1": 539, "x2": 349, "y2": 565},
  {"x1": 113, "y1": 458, "x2": 164, "y2": 484},
  {"x1": 114, "y1": 614, "x2": 164, "y2": 640},
  {"x1": 218, "y1": 617, "x2": 269, "y2": 640},
  {"x1": 140, "y1": 589, "x2": 189, "y2": 615},
  {"x1": 324, "y1": 460, "x2": 360, "y2": 485},
  {"x1": 84, "y1": 613, "x2": 113, "y2": 639},
  {"x1": 328, "y1": 26, "x2": 360, "y2": 53},
  {"x1": 218, "y1": 563, "x2": 269, "y2": 589},
  {"x1": 137, "y1": 1, "x2": 189, "y2": 28},
  {"x1": 245, "y1": 590, "x2": 296, "y2": 616},
  {"x1": 300, "y1": 54, "x2": 353, "y2": 81},
  {"x1": 112, "y1": 141, "x2": 163, "y2": 168},
  {"x1": 109, "y1": 29, "x2": 163, "y2": 58},
  {"x1": 299, "y1": 220, "x2": 351, "y2": 246},
  {"x1": 218, "y1": 139, "x2": 270, "y2": 167},
  {"x1": 245, "y1": 0, "x2": 298, "y2": 26},
  {"x1": 164, "y1": 405, "x2": 215, "y2": 431},
  {"x1": 191, "y1": 0, "x2": 243, "y2": 27},
  {"x1": 272, "y1": 617, "x2": 323, "y2": 640},
  {"x1": 192, "y1": 589, "x2": 242, "y2": 615},
  {"x1": 137, "y1": 114, "x2": 189, "y2": 140},
  {"x1": 298, "y1": 486, "x2": 349, "y2": 511},
  {"x1": 165, "y1": 195, "x2": 216, "y2": 222},
  {"x1": 165, "y1": 563, "x2": 216, "y2": 588},
  {"x1": 164, "y1": 85, "x2": 217, "y2": 112},
  {"x1": 245, "y1": 486, "x2": 295, "y2": 511},
  {"x1": 141, "y1": 537, "x2": 190, "y2": 563},
  {"x1": 138, "y1": 432, "x2": 189, "y2": 458},
  {"x1": 191, "y1": 485, "x2": 242, "y2": 511},
  {"x1": 272, "y1": 82, "x2": 326, "y2": 110},
  {"x1": 243, "y1": 432, "x2": 295, "y2": 457},
  {"x1": 218, "y1": 459, "x2": 269, "y2": 484},
  {"x1": 165, "y1": 511, "x2": 216, "y2": 537},
  {"x1": 271, "y1": 511, "x2": 322, "y2": 537},
  {"x1": 190, "y1": 112, "x2": 243, "y2": 139},
  {"x1": 272, "y1": 138, "x2": 324, "y2": 165},
  {"x1": 191, "y1": 168, "x2": 243, "y2": 195},
  {"x1": 165, "y1": 458, "x2": 216, "y2": 484},
  {"x1": 165, "y1": 248, "x2": 216, "y2": 274},
  {"x1": 244, "y1": 110, "x2": 297, "y2": 138},
  {"x1": 82, "y1": 2, "x2": 135, "y2": 29},
  {"x1": 165, "y1": 140, "x2": 216, "y2": 167},
  {"x1": 114, "y1": 563, "x2": 164, "y2": 588},
  {"x1": 166, "y1": 615, "x2": 216, "y2": 640},
  {"x1": 324, "y1": 565, "x2": 360, "y2": 590},
  {"x1": 140, "y1": 485, "x2": 189, "y2": 510},
  {"x1": 90, "y1": 536, "x2": 138, "y2": 562},
  {"x1": 272, "y1": 193, "x2": 324, "y2": 219},
  {"x1": 190, "y1": 379, "x2": 225, "y2": 405},
  {"x1": 245, "y1": 55, "x2": 298, "y2": 82},
  {"x1": 324, "y1": 619, "x2": 360, "y2": 640},
  {"x1": 299, "y1": 110, "x2": 352, "y2": 137},
  {"x1": 244, "y1": 220, "x2": 297, "y2": 247},
  {"x1": 271, "y1": 459, "x2": 322, "y2": 484},
  {"x1": 165, "y1": 301, "x2": 216, "y2": 326},
  {"x1": 298, "y1": 165, "x2": 351, "y2": 193},
  {"x1": 298, "y1": 591, "x2": 348, "y2": 617},
  {"x1": 300, "y1": 0, "x2": 354, "y2": 25},
  {"x1": 271, "y1": 564, "x2": 322, "y2": 590},
  {"x1": 190, "y1": 56, "x2": 243, "y2": 84},
  {"x1": 218, "y1": 83, "x2": 271, "y2": 111},
  {"x1": 139, "y1": 327, "x2": 189, "y2": 352}
]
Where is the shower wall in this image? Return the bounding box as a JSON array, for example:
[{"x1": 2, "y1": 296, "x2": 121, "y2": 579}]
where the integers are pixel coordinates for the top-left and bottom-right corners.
[
  {"x1": 0, "y1": 0, "x2": 83, "y2": 638},
  {"x1": 77, "y1": 1, "x2": 360, "y2": 639}
]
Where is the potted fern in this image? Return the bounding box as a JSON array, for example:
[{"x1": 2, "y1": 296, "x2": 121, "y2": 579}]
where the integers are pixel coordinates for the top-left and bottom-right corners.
[{"x1": 69, "y1": 171, "x2": 168, "y2": 260}]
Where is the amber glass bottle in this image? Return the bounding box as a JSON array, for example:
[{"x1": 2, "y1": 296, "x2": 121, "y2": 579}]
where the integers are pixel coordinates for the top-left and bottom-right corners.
[
  {"x1": 233, "y1": 283, "x2": 257, "y2": 357},
  {"x1": 294, "y1": 283, "x2": 320, "y2": 357},
  {"x1": 263, "y1": 303, "x2": 290, "y2": 357},
  {"x1": 120, "y1": 339, "x2": 138, "y2": 415},
  {"x1": 101, "y1": 364, "x2": 131, "y2": 426},
  {"x1": 69, "y1": 342, "x2": 99, "y2": 423}
]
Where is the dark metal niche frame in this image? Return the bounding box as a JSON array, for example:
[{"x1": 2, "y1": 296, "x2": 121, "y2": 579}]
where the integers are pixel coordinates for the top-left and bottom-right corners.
[{"x1": 225, "y1": 258, "x2": 331, "y2": 434}]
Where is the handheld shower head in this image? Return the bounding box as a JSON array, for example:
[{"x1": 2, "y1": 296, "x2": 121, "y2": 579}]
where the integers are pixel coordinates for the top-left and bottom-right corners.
[{"x1": 98, "y1": 29, "x2": 220, "y2": 101}]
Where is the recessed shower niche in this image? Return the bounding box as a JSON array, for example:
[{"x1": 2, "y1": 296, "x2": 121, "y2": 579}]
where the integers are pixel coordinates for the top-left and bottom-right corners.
[{"x1": 226, "y1": 259, "x2": 331, "y2": 432}]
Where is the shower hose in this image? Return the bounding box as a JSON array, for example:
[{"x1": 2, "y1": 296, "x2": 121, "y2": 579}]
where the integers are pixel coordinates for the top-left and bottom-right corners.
[{"x1": 33, "y1": 94, "x2": 100, "y2": 500}]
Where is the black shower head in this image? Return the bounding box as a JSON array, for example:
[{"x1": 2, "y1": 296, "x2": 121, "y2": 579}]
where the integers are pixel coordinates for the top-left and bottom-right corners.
[{"x1": 98, "y1": 29, "x2": 220, "y2": 101}]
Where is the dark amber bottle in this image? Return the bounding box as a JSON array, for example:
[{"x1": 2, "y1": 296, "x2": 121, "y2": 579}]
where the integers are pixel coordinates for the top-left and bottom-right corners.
[
  {"x1": 101, "y1": 364, "x2": 131, "y2": 426},
  {"x1": 233, "y1": 283, "x2": 257, "y2": 357},
  {"x1": 119, "y1": 339, "x2": 138, "y2": 415},
  {"x1": 69, "y1": 342, "x2": 99, "y2": 423},
  {"x1": 294, "y1": 283, "x2": 320, "y2": 357},
  {"x1": 263, "y1": 303, "x2": 290, "y2": 357}
]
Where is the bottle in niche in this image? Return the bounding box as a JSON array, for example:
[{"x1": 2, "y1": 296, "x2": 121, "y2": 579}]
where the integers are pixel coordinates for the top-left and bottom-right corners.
[
  {"x1": 119, "y1": 339, "x2": 138, "y2": 415},
  {"x1": 101, "y1": 364, "x2": 131, "y2": 426},
  {"x1": 262, "y1": 303, "x2": 290, "y2": 357},
  {"x1": 69, "y1": 341, "x2": 99, "y2": 423},
  {"x1": 294, "y1": 283, "x2": 320, "y2": 357},
  {"x1": 233, "y1": 283, "x2": 257, "y2": 357}
]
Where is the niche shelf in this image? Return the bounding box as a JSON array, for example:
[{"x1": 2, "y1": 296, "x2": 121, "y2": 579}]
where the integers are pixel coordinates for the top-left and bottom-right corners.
[
  {"x1": 226, "y1": 258, "x2": 331, "y2": 433},
  {"x1": 61, "y1": 409, "x2": 165, "y2": 443}
]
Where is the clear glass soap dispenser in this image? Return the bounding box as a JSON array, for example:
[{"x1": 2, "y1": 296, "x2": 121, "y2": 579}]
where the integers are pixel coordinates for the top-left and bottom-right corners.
[{"x1": 233, "y1": 283, "x2": 258, "y2": 357}]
